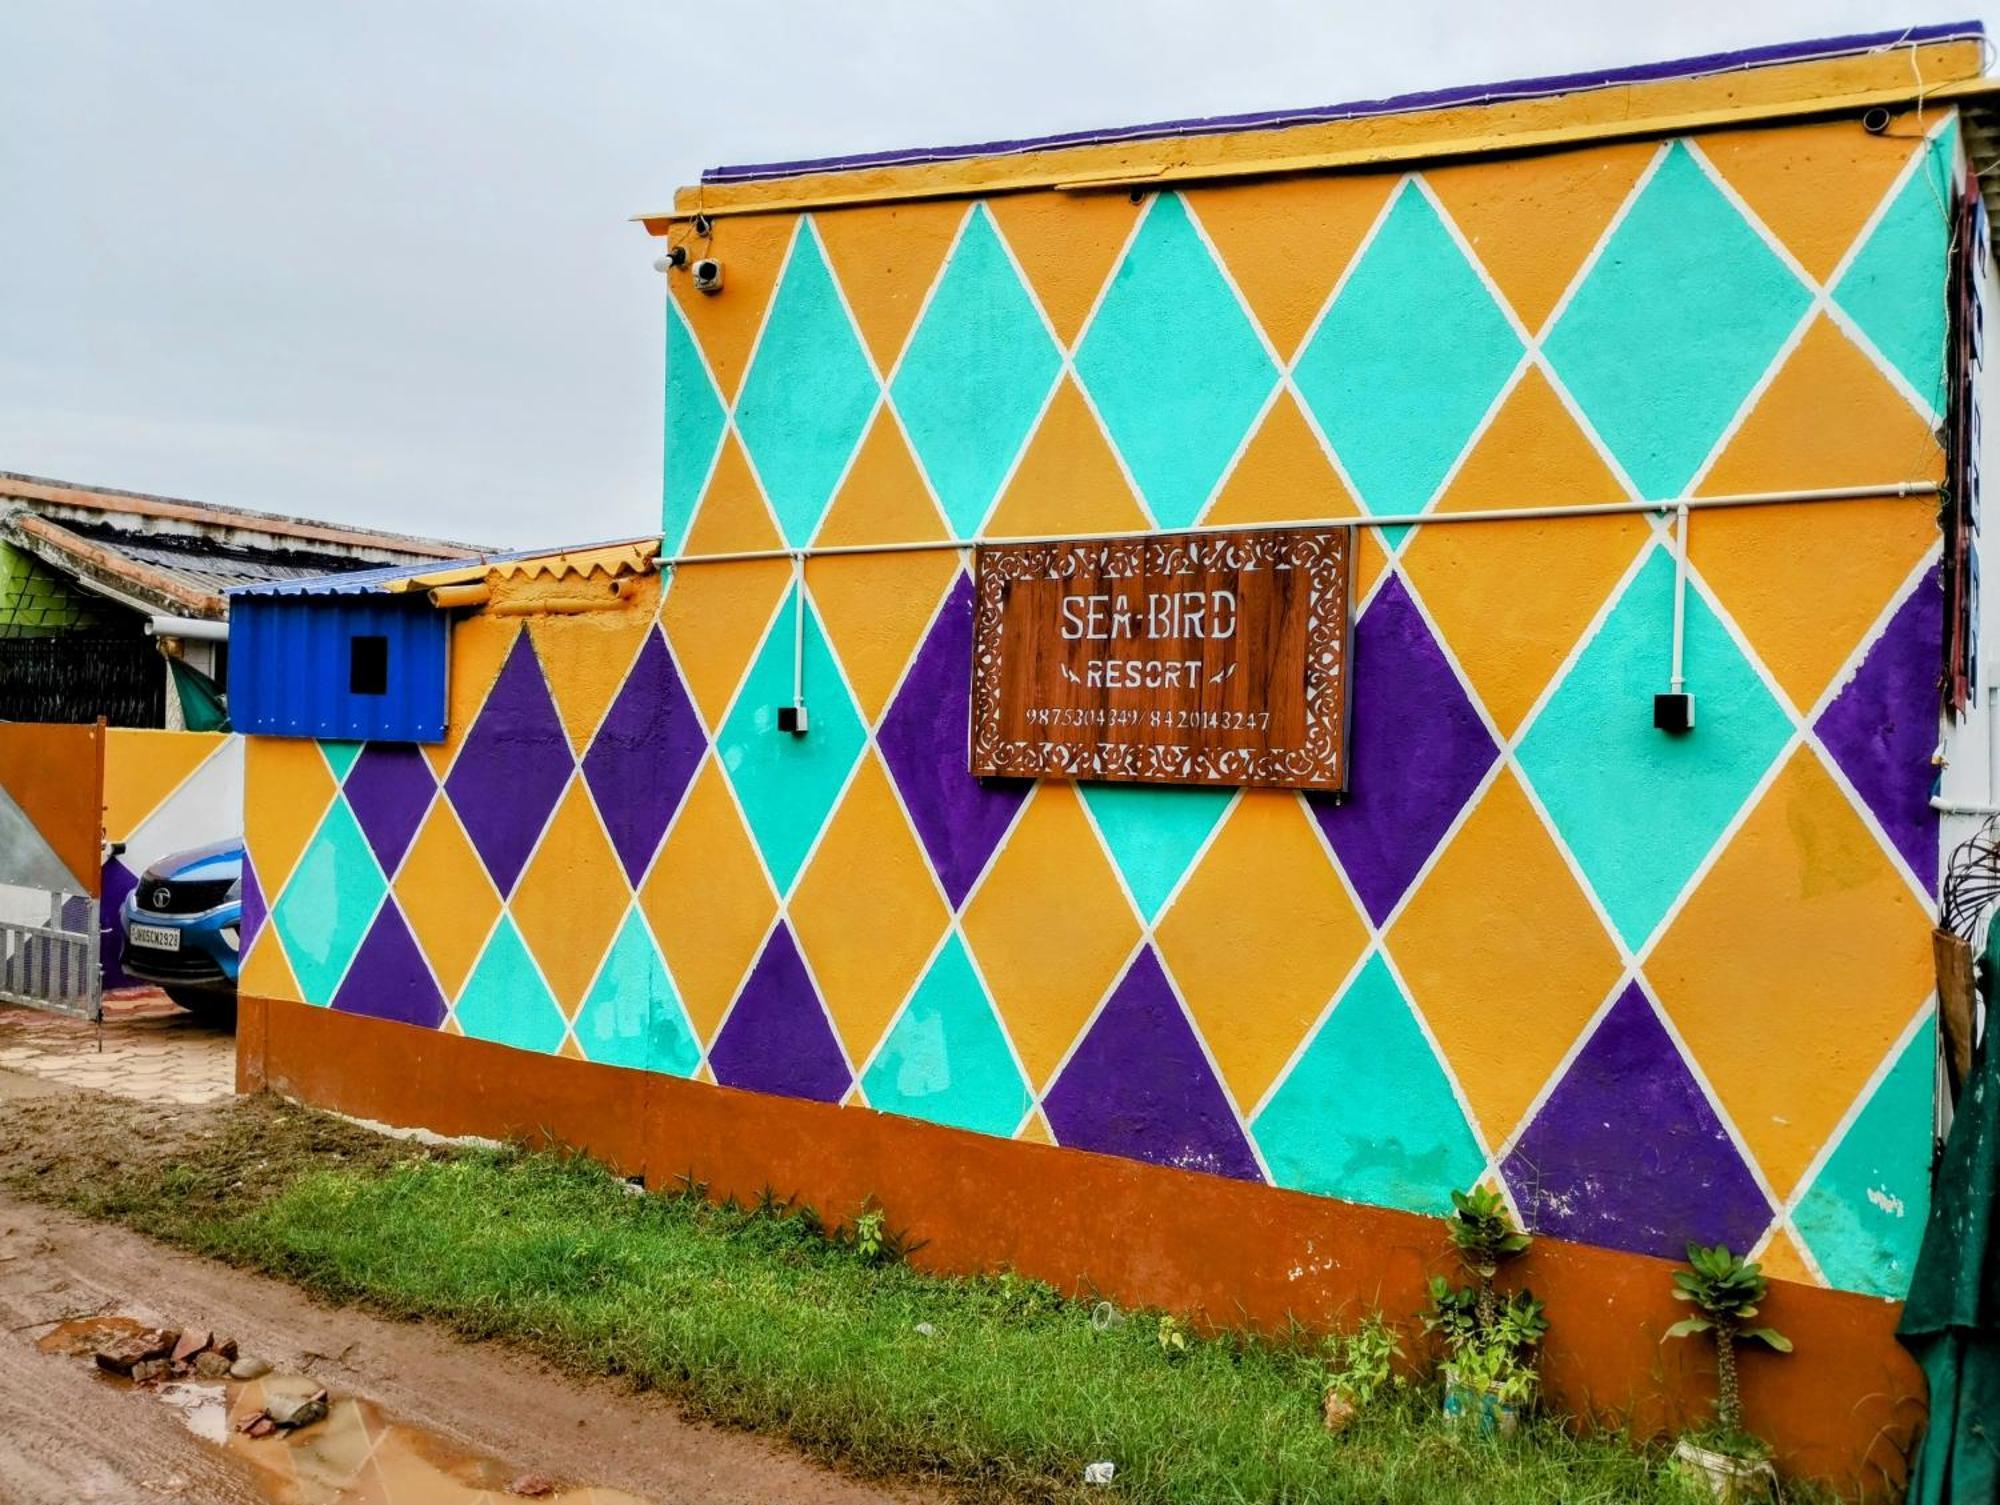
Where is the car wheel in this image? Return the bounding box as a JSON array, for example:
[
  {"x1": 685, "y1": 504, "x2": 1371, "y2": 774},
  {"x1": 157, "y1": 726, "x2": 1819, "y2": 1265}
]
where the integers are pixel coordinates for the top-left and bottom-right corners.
[{"x1": 165, "y1": 988, "x2": 237, "y2": 1026}]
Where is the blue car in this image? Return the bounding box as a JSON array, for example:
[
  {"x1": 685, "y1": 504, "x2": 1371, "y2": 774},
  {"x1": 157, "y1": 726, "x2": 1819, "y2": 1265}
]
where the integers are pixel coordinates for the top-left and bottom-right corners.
[{"x1": 119, "y1": 837, "x2": 242, "y2": 1018}]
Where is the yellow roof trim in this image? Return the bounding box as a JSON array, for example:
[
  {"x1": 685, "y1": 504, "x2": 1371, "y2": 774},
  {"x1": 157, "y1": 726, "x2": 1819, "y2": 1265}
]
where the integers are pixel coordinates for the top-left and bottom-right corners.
[
  {"x1": 640, "y1": 40, "x2": 1986, "y2": 225},
  {"x1": 383, "y1": 540, "x2": 662, "y2": 593}
]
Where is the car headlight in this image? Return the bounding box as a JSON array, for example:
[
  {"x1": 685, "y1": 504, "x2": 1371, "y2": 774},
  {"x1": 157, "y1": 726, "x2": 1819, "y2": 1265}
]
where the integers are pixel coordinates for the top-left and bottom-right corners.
[{"x1": 221, "y1": 925, "x2": 240, "y2": 952}]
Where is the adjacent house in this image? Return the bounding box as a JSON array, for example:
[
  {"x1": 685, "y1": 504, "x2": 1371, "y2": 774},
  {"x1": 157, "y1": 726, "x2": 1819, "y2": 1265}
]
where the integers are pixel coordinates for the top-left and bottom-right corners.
[{"x1": 0, "y1": 472, "x2": 477, "y2": 728}]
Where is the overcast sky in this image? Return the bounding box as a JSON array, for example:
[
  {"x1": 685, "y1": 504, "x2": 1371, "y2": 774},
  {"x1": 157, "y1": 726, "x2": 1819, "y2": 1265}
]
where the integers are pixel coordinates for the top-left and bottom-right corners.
[{"x1": 3, "y1": 3, "x2": 1991, "y2": 548}]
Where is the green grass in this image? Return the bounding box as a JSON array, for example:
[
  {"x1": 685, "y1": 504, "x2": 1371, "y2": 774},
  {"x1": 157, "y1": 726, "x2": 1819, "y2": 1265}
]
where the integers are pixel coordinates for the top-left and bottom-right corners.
[{"x1": 0, "y1": 1096, "x2": 1769, "y2": 1504}]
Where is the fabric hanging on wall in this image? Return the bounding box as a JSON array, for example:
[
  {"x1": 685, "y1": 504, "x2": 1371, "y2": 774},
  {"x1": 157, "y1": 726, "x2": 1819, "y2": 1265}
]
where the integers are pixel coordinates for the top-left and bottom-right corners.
[
  {"x1": 168, "y1": 658, "x2": 230, "y2": 733},
  {"x1": 1897, "y1": 922, "x2": 2000, "y2": 1504}
]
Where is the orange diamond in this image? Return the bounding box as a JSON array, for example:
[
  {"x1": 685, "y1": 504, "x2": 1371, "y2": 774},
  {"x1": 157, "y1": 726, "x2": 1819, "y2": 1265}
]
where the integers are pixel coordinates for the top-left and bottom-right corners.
[
  {"x1": 1156, "y1": 790, "x2": 1368, "y2": 1113},
  {"x1": 961, "y1": 782, "x2": 1140, "y2": 1089},
  {"x1": 1387, "y1": 769, "x2": 1623, "y2": 1146},
  {"x1": 791, "y1": 752, "x2": 950, "y2": 1063},
  {"x1": 640, "y1": 755, "x2": 777, "y2": 1043},
  {"x1": 1648, "y1": 748, "x2": 1932, "y2": 1198},
  {"x1": 511, "y1": 777, "x2": 632, "y2": 1015}
]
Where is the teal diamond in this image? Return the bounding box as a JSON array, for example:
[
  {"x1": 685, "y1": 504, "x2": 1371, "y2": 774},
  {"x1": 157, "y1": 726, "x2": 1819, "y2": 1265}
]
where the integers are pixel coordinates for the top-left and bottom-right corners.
[
  {"x1": 1544, "y1": 141, "x2": 1810, "y2": 497},
  {"x1": 862, "y1": 933, "x2": 1031, "y2": 1138},
  {"x1": 320, "y1": 741, "x2": 363, "y2": 784},
  {"x1": 1294, "y1": 181, "x2": 1521, "y2": 521},
  {"x1": 455, "y1": 915, "x2": 567, "y2": 1055},
  {"x1": 1794, "y1": 1019, "x2": 1933, "y2": 1298},
  {"x1": 271, "y1": 796, "x2": 385, "y2": 1006},
  {"x1": 1517, "y1": 545, "x2": 1792, "y2": 949},
  {"x1": 663, "y1": 299, "x2": 727, "y2": 554},
  {"x1": 576, "y1": 907, "x2": 700, "y2": 1076},
  {"x1": 734, "y1": 220, "x2": 879, "y2": 546},
  {"x1": 1252, "y1": 953, "x2": 1485, "y2": 1215},
  {"x1": 1832, "y1": 122, "x2": 1956, "y2": 413},
  {"x1": 1081, "y1": 782, "x2": 1233, "y2": 921},
  {"x1": 1074, "y1": 193, "x2": 1277, "y2": 529},
  {"x1": 716, "y1": 585, "x2": 867, "y2": 894},
  {"x1": 891, "y1": 205, "x2": 1061, "y2": 535}
]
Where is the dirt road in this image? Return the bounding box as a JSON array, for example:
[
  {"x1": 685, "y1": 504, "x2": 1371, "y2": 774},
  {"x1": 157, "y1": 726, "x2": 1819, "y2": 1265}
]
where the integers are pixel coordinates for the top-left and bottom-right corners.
[{"x1": 0, "y1": 1064, "x2": 918, "y2": 1504}]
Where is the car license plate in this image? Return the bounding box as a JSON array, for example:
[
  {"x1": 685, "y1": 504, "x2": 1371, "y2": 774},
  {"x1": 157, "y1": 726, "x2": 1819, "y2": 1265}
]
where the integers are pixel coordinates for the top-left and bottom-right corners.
[{"x1": 129, "y1": 923, "x2": 181, "y2": 952}]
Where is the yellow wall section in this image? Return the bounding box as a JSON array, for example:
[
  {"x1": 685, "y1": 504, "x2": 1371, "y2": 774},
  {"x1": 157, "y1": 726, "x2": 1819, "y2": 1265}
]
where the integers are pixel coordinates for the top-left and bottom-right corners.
[
  {"x1": 103, "y1": 729, "x2": 228, "y2": 842},
  {"x1": 1693, "y1": 316, "x2": 1944, "y2": 710},
  {"x1": 513, "y1": 777, "x2": 631, "y2": 1013},
  {"x1": 658, "y1": 558, "x2": 793, "y2": 731},
  {"x1": 526, "y1": 581, "x2": 661, "y2": 755},
  {"x1": 640, "y1": 755, "x2": 778, "y2": 1041},
  {"x1": 1388, "y1": 768, "x2": 1625, "y2": 1146},
  {"x1": 669, "y1": 213, "x2": 798, "y2": 402},
  {"x1": 1648, "y1": 748, "x2": 1934, "y2": 1198},
  {"x1": 961, "y1": 781, "x2": 1142, "y2": 1089},
  {"x1": 1154, "y1": 789, "x2": 1370, "y2": 1114},
  {"x1": 1403, "y1": 369, "x2": 1651, "y2": 736},
  {"x1": 243, "y1": 736, "x2": 336, "y2": 896},
  {"x1": 984, "y1": 191, "x2": 1141, "y2": 347},
  {"x1": 1184, "y1": 173, "x2": 1396, "y2": 357},
  {"x1": 394, "y1": 801, "x2": 501, "y2": 999},
  {"x1": 987, "y1": 377, "x2": 1150, "y2": 538},
  {"x1": 819, "y1": 412, "x2": 948, "y2": 546},
  {"x1": 1425, "y1": 143, "x2": 1654, "y2": 334},
  {"x1": 1697, "y1": 115, "x2": 1927, "y2": 283},
  {"x1": 816, "y1": 199, "x2": 968, "y2": 371},
  {"x1": 791, "y1": 751, "x2": 950, "y2": 1061},
  {"x1": 686, "y1": 435, "x2": 785, "y2": 556}
]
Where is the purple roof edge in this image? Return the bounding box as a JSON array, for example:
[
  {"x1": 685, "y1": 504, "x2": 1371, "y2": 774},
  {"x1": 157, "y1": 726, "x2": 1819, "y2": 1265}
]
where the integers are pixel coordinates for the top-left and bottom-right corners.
[{"x1": 701, "y1": 21, "x2": 1985, "y2": 186}]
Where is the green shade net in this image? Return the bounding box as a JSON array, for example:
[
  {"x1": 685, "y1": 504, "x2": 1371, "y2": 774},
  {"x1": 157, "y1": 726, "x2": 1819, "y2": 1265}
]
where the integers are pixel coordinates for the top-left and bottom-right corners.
[
  {"x1": 1896, "y1": 923, "x2": 2000, "y2": 1502},
  {"x1": 168, "y1": 657, "x2": 231, "y2": 733}
]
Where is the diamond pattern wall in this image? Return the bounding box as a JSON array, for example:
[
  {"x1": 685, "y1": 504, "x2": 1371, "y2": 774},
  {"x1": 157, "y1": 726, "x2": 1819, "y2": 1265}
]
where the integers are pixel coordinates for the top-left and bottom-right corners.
[
  {"x1": 1293, "y1": 180, "x2": 1522, "y2": 519},
  {"x1": 1543, "y1": 141, "x2": 1812, "y2": 497},
  {"x1": 243, "y1": 121, "x2": 1960, "y2": 1302},
  {"x1": 1074, "y1": 193, "x2": 1277, "y2": 528},
  {"x1": 891, "y1": 204, "x2": 1061, "y2": 535}
]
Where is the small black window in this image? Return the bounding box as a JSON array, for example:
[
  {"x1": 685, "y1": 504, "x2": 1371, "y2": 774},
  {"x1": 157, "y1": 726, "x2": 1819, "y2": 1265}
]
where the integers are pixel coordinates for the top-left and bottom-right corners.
[{"x1": 349, "y1": 635, "x2": 389, "y2": 695}]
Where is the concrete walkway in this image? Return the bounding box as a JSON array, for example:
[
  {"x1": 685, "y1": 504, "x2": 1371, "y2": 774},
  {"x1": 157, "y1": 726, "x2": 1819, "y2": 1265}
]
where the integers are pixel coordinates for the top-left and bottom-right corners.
[{"x1": 0, "y1": 991, "x2": 233, "y2": 1105}]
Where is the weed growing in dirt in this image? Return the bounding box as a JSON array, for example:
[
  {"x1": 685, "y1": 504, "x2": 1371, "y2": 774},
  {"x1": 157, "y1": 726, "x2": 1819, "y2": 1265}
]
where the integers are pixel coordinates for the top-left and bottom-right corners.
[{"x1": 0, "y1": 1098, "x2": 1813, "y2": 1505}]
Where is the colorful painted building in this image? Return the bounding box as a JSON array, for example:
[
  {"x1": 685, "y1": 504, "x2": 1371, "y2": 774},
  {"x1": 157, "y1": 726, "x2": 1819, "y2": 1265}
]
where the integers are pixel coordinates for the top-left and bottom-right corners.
[{"x1": 232, "y1": 25, "x2": 2000, "y2": 1487}]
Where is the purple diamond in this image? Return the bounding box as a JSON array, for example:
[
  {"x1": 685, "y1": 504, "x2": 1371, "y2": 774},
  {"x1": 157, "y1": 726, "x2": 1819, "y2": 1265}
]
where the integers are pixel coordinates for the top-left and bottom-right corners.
[
  {"x1": 1308, "y1": 573, "x2": 1497, "y2": 924},
  {"x1": 583, "y1": 627, "x2": 707, "y2": 883},
  {"x1": 344, "y1": 743, "x2": 436, "y2": 876},
  {"x1": 444, "y1": 631, "x2": 573, "y2": 896},
  {"x1": 708, "y1": 923, "x2": 850, "y2": 1103},
  {"x1": 100, "y1": 857, "x2": 139, "y2": 988},
  {"x1": 1502, "y1": 983, "x2": 1770, "y2": 1260},
  {"x1": 879, "y1": 573, "x2": 1029, "y2": 908},
  {"x1": 239, "y1": 852, "x2": 267, "y2": 958},
  {"x1": 1815, "y1": 568, "x2": 1942, "y2": 891},
  {"x1": 331, "y1": 898, "x2": 446, "y2": 1029},
  {"x1": 1044, "y1": 947, "x2": 1264, "y2": 1183}
]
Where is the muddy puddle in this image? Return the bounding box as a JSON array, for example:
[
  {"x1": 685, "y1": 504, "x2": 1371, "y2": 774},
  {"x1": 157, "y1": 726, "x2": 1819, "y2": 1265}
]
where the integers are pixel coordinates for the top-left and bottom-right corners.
[{"x1": 38, "y1": 1315, "x2": 650, "y2": 1504}]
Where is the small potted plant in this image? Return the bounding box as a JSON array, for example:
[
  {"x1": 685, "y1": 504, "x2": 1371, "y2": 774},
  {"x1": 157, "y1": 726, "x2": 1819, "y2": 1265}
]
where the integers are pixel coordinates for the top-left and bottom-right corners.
[
  {"x1": 1430, "y1": 1286, "x2": 1547, "y2": 1434},
  {"x1": 1423, "y1": 1186, "x2": 1544, "y2": 1434},
  {"x1": 1316, "y1": 1312, "x2": 1404, "y2": 1431},
  {"x1": 1664, "y1": 1242, "x2": 1791, "y2": 1500}
]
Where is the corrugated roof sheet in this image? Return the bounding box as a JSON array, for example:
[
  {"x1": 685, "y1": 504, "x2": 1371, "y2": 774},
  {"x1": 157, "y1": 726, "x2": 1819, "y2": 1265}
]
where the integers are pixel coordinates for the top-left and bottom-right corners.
[{"x1": 229, "y1": 537, "x2": 662, "y2": 599}]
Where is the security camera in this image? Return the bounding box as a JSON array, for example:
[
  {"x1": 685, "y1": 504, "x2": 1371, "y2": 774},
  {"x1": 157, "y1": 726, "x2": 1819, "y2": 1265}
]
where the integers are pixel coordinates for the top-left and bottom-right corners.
[
  {"x1": 653, "y1": 244, "x2": 689, "y2": 274},
  {"x1": 691, "y1": 258, "x2": 724, "y2": 295}
]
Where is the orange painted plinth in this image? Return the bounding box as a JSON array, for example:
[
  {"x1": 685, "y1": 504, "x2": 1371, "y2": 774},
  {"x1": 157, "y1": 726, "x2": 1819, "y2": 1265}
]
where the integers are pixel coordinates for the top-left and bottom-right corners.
[{"x1": 238, "y1": 995, "x2": 1923, "y2": 1494}]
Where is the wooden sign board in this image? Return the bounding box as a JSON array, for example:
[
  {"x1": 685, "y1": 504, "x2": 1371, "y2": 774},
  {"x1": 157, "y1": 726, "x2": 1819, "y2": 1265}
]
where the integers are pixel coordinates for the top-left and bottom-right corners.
[{"x1": 970, "y1": 527, "x2": 1351, "y2": 790}]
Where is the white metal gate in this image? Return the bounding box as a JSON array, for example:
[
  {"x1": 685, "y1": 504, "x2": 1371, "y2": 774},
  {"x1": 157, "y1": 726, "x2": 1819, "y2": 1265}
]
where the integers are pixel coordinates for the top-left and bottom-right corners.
[{"x1": 0, "y1": 890, "x2": 101, "y2": 1021}]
